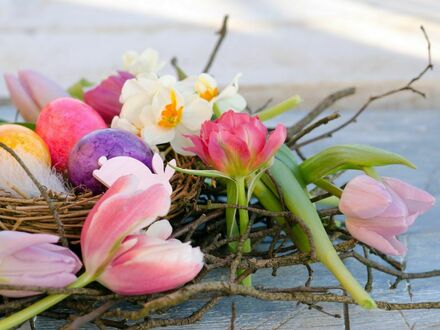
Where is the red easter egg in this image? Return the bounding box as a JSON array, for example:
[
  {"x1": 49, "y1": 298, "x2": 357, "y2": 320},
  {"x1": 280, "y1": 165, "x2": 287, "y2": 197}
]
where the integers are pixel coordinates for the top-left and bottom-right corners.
[{"x1": 36, "y1": 97, "x2": 107, "y2": 171}]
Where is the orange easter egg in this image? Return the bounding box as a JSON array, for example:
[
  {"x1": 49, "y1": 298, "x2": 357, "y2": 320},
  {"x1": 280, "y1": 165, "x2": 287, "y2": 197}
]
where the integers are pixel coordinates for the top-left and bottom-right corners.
[{"x1": 0, "y1": 124, "x2": 51, "y2": 166}]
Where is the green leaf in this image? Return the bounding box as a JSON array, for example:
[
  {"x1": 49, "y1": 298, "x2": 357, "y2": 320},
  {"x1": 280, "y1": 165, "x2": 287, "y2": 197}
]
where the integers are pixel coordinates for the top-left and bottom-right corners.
[
  {"x1": 299, "y1": 144, "x2": 416, "y2": 184},
  {"x1": 246, "y1": 166, "x2": 269, "y2": 203},
  {"x1": 67, "y1": 78, "x2": 94, "y2": 100}
]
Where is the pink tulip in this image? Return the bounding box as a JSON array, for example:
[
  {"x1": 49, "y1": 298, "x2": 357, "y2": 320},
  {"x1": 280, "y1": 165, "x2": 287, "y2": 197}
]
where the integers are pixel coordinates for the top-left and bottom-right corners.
[
  {"x1": 4, "y1": 70, "x2": 68, "y2": 122},
  {"x1": 340, "y1": 175, "x2": 435, "y2": 255},
  {"x1": 99, "y1": 220, "x2": 203, "y2": 295},
  {"x1": 0, "y1": 231, "x2": 82, "y2": 298},
  {"x1": 185, "y1": 110, "x2": 287, "y2": 177},
  {"x1": 84, "y1": 71, "x2": 134, "y2": 124},
  {"x1": 81, "y1": 175, "x2": 203, "y2": 294}
]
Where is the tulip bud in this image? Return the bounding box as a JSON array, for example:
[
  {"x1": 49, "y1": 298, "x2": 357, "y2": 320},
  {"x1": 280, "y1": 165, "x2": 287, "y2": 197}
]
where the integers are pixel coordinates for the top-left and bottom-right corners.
[
  {"x1": 84, "y1": 71, "x2": 134, "y2": 124},
  {"x1": 340, "y1": 175, "x2": 435, "y2": 255},
  {"x1": 0, "y1": 231, "x2": 81, "y2": 298},
  {"x1": 4, "y1": 70, "x2": 68, "y2": 122}
]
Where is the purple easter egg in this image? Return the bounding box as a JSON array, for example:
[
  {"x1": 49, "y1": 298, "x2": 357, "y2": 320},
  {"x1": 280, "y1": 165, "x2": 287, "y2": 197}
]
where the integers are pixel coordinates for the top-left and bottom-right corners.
[{"x1": 68, "y1": 128, "x2": 153, "y2": 194}]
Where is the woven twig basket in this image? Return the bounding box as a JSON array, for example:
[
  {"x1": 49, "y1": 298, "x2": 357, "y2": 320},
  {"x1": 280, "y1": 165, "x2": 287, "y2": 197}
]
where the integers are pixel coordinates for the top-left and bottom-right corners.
[{"x1": 0, "y1": 155, "x2": 202, "y2": 244}]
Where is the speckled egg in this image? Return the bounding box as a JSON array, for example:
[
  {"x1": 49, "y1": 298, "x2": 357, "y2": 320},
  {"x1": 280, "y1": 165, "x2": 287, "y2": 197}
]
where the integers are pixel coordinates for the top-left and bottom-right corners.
[
  {"x1": 68, "y1": 128, "x2": 153, "y2": 194},
  {"x1": 36, "y1": 97, "x2": 107, "y2": 171},
  {"x1": 0, "y1": 124, "x2": 51, "y2": 166}
]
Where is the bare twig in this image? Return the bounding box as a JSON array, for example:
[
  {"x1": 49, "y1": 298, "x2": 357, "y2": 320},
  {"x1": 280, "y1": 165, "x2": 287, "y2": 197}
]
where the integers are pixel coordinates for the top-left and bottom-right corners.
[
  {"x1": 288, "y1": 87, "x2": 355, "y2": 137},
  {"x1": 295, "y1": 26, "x2": 433, "y2": 148},
  {"x1": 203, "y1": 15, "x2": 229, "y2": 73},
  {"x1": 288, "y1": 112, "x2": 340, "y2": 147}
]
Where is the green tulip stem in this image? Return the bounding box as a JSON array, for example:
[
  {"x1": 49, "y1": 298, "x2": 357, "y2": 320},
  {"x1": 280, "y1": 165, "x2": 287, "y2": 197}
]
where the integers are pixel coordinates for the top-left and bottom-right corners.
[
  {"x1": 270, "y1": 159, "x2": 376, "y2": 309},
  {"x1": 256, "y1": 95, "x2": 302, "y2": 122},
  {"x1": 226, "y1": 180, "x2": 240, "y2": 251},
  {"x1": 0, "y1": 272, "x2": 95, "y2": 330},
  {"x1": 236, "y1": 176, "x2": 252, "y2": 286}
]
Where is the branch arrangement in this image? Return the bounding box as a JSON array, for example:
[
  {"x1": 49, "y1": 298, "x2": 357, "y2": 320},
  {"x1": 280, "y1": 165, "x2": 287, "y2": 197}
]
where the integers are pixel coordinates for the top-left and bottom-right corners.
[{"x1": 0, "y1": 16, "x2": 437, "y2": 330}]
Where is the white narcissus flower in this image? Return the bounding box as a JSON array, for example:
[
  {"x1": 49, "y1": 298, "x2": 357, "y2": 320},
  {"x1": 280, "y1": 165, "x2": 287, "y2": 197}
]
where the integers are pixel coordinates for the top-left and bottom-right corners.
[
  {"x1": 112, "y1": 75, "x2": 212, "y2": 155},
  {"x1": 179, "y1": 73, "x2": 247, "y2": 116},
  {"x1": 122, "y1": 48, "x2": 166, "y2": 77}
]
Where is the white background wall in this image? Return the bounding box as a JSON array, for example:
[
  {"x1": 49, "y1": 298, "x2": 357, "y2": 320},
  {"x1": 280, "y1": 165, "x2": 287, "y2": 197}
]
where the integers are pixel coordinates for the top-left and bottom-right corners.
[{"x1": 1, "y1": 0, "x2": 439, "y2": 110}]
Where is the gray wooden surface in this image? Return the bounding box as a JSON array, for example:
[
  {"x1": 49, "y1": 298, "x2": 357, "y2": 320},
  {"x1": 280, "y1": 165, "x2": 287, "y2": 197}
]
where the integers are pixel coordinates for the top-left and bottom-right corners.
[{"x1": 3, "y1": 107, "x2": 439, "y2": 329}]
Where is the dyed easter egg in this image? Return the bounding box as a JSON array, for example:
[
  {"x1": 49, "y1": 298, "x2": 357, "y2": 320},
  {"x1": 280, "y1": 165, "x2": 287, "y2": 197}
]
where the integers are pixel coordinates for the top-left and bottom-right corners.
[
  {"x1": 0, "y1": 124, "x2": 51, "y2": 166},
  {"x1": 36, "y1": 97, "x2": 107, "y2": 171},
  {"x1": 68, "y1": 128, "x2": 153, "y2": 194}
]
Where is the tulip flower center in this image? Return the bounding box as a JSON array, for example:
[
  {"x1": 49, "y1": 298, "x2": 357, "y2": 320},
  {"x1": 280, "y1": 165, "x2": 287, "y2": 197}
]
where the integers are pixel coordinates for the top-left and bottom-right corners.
[{"x1": 158, "y1": 90, "x2": 183, "y2": 128}]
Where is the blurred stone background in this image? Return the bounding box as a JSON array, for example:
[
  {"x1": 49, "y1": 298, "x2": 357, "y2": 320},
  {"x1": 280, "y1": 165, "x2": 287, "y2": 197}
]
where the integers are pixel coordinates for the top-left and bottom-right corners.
[{"x1": 1, "y1": 0, "x2": 440, "y2": 111}]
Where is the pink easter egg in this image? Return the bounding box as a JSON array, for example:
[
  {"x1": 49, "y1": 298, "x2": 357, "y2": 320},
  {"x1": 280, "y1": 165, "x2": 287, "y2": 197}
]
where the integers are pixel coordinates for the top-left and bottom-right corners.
[{"x1": 36, "y1": 97, "x2": 107, "y2": 171}]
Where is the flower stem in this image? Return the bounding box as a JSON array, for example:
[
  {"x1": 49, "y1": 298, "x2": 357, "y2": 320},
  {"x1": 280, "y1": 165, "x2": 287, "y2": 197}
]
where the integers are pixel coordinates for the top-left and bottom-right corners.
[
  {"x1": 236, "y1": 176, "x2": 252, "y2": 286},
  {"x1": 226, "y1": 180, "x2": 240, "y2": 252},
  {"x1": 0, "y1": 273, "x2": 95, "y2": 330},
  {"x1": 270, "y1": 159, "x2": 376, "y2": 309},
  {"x1": 256, "y1": 95, "x2": 302, "y2": 122}
]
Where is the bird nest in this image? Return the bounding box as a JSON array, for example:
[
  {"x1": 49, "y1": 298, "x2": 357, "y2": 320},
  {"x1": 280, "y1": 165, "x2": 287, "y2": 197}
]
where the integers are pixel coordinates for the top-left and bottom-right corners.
[{"x1": 0, "y1": 153, "x2": 202, "y2": 244}]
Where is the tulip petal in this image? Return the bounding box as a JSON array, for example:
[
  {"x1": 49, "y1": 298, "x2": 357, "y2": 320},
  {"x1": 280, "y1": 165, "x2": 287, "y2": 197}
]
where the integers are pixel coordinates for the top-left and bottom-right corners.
[
  {"x1": 346, "y1": 220, "x2": 406, "y2": 255},
  {"x1": 4, "y1": 73, "x2": 40, "y2": 122},
  {"x1": 0, "y1": 231, "x2": 59, "y2": 260},
  {"x1": 99, "y1": 235, "x2": 203, "y2": 295},
  {"x1": 18, "y1": 70, "x2": 67, "y2": 109},
  {"x1": 81, "y1": 175, "x2": 171, "y2": 273},
  {"x1": 384, "y1": 177, "x2": 435, "y2": 216},
  {"x1": 340, "y1": 175, "x2": 392, "y2": 219},
  {"x1": 0, "y1": 272, "x2": 78, "y2": 298},
  {"x1": 256, "y1": 124, "x2": 287, "y2": 166},
  {"x1": 145, "y1": 219, "x2": 173, "y2": 240},
  {"x1": 0, "y1": 245, "x2": 80, "y2": 276}
]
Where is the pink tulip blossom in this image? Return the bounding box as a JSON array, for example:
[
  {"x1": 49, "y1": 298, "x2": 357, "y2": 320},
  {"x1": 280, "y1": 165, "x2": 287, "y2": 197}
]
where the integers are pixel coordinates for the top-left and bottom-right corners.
[
  {"x1": 340, "y1": 175, "x2": 435, "y2": 255},
  {"x1": 185, "y1": 110, "x2": 287, "y2": 177},
  {"x1": 4, "y1": 70, "x2": 68, "y2": 122},
  {"x1": 80, "y1": 175, "x2": 203, "y2": 295},
  {"x1": 0, "y1": 231, "x2": 82, "y2": 298},
  {"x1": 84, "y1": 71, "x2": 134, "y2": 124}
]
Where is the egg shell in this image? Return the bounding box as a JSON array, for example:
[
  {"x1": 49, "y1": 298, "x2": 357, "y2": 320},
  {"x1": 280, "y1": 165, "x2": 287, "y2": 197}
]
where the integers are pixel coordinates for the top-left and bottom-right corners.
[
  {"x1": 68, "y1": 128, "x2": 153, "y2": 194},
  {"x1": 0, "y1": 124, "x2": 51, "y2": 166},
  {"x1": 36, "y1": 97, "x2": 107, "y2": 171}
]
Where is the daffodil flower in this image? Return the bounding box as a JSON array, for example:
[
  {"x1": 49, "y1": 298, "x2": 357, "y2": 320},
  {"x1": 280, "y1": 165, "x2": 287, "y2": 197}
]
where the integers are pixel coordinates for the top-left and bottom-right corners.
[
  {"x1": 179, "y1": 73, "x2": 247, "y2": 117},
  {"x1": 112, "y1": 74, "x2": 212, "y2": 154}
]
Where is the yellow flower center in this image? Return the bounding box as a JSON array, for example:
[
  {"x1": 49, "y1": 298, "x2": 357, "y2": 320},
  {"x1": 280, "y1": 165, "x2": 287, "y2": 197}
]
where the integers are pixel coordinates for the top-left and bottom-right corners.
[
  {"x1": 158, "y1": 90, "x2": 183, "y2": 128},
  {"x1": 199, "y1": 87, "x2": 219, "y2": 102},
  {"x1": 196, "y1": 76, "x2": 219, "y2": 102}
]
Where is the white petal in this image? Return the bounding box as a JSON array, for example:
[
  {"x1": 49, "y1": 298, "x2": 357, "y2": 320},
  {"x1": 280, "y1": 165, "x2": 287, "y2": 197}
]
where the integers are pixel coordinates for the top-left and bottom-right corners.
[
  {"x1": 170, "y1": 126, "x2": 197, "y2": 156},
  {"x1": 111, "y1": 117, "x2": 139, "y2": 135},
  {"x1": 145, "y1": 219, "x2": 173, "y2": 240},
  {"x1": 120, "y1": 78, "x2": 146, "y2": 103},
  {"x1": 181, "y1": 97, "x2": 212, "y2": 131},
  {"x1": 141, "y1": 125, "x2": 175, "y2": 146},
  {"x1": 218, "y1": 73, "x2": 242, "y2": 99},
  {"x1": 214, "y1": 94, "x2": 247, "y2": 113}
]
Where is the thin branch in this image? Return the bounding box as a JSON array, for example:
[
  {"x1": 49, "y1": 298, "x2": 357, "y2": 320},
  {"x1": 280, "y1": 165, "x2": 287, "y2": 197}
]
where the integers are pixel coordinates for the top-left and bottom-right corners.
[
  {"x1": 288, "y1": 87, "x2": 355, "y2": 137},
  {"x1": 295, "y1": 26, "x2": 433, "y2": 148},
  {"x1": 288, "y1": 112, "x2": 340, "y2": 147},
  {"x1": 203, "y1": 15, "x2": 229, "y2": 73}
]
